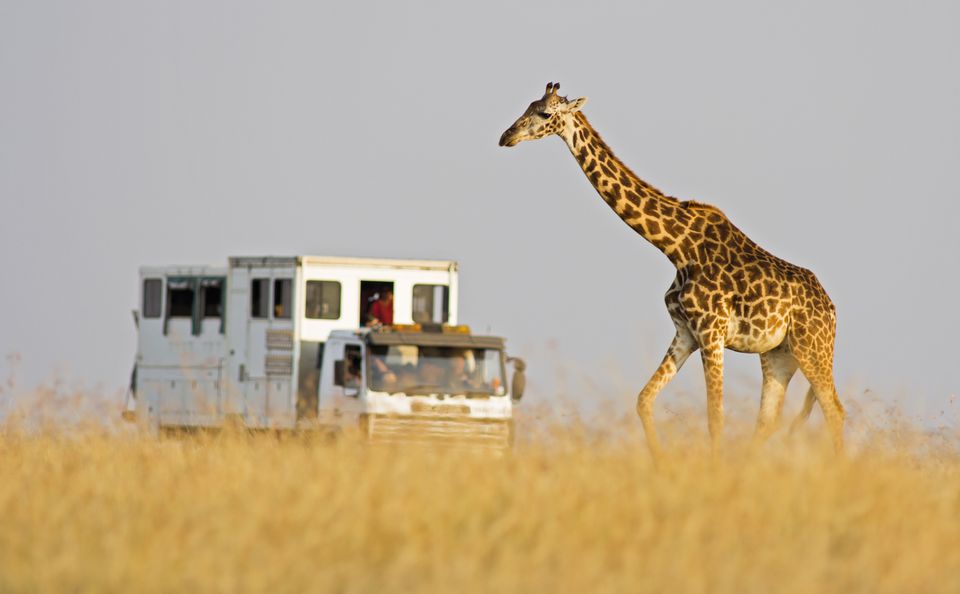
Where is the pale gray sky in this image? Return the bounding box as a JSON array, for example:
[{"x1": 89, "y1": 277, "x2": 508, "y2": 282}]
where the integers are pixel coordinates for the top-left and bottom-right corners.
[{"x1": 1, "y1": 0, "x2": 958, "y2": 423}]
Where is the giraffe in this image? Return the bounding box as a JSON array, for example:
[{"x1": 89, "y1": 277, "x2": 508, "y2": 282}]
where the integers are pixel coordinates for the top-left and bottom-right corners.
[{"x1": 499, "y1": 83, "x2": 844, "y2": 457}]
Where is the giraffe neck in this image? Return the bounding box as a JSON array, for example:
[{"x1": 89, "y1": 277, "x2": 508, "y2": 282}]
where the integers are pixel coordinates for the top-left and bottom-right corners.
[{"x1": 560, "y1": 112, "x2": 694, "y2": 267}]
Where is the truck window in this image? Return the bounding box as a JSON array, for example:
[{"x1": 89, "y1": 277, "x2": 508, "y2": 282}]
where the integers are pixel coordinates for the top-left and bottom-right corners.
[
  {"x1": 200, "y1": 277, "x2": 227, "y2": 335},
  {"x1": 412, "y1": 284, "x2": 449, "y2": 323},
  {"x1": 143, "y1": 278, "x2": 162, "y2": 319},
  {"x1": 360, "y1": 281, "x2": 394, "y2": 327},
  {"x1": 305, "y1": 281, "x2": 341, "y2": 320},
  {"x1": 201, "y1": 278, "x2": 223, "y2": 318},
  {"x1": 251, "y1": 279, "x2": 269, "y2": 318},
  {"x1": 167, "y1": 280, "x2": 194, "y2": 318},
  {"x1": 344, "y1": 344, "x2": 362, "y2": 388},
  {"x1": 274, "y1": 279, "x2": 292, "y2": 319}
]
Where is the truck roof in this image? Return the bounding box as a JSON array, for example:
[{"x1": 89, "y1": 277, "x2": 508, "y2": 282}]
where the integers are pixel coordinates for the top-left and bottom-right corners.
[
  {"x1": 228, "y1": 255, "x2": 458, "y2": 271},
  {"x1": 330, "y1": 328, "x2": 505, "y2": 350}
]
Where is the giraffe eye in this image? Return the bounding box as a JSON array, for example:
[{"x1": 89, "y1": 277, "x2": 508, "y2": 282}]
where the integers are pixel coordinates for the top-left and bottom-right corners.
[{"x1": 537, "y1": 112, "x2": 551, "y2": 119}]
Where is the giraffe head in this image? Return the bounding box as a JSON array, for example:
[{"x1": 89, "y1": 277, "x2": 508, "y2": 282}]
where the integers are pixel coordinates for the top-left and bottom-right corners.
[{"x1": 499, "y1": 82, "x2": 588, "y2": 147}]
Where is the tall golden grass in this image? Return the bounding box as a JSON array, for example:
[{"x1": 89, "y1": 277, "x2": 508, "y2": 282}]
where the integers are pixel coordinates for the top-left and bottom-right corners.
[{"x1": 1, "y1": 403, "x2": 959, "y2": 594}]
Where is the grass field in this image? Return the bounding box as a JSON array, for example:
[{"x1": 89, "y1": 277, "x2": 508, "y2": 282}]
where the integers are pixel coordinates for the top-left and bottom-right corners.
[{"x1": 1, "y1": 402, "x2": 959, "y2": 594}]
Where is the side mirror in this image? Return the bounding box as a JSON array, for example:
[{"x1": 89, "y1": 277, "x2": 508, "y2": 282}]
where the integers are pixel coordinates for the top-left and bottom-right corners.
[
  {"x1": 509, "y1": 357, "x2": 526, "y2": 402},
  {"x1": 333, "y1": 360, "x2": 346, "y2": 386}
]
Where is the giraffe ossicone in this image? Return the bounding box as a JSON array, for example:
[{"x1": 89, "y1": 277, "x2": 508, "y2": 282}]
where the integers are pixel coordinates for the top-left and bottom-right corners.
[{"x1": 500, "y1": 82, "x2": 845, "y2": 457}]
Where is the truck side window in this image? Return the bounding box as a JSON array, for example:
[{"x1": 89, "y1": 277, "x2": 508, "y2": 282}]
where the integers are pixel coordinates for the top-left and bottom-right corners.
[
  {"x1": 344, "y1": 344, "x2": 362, "y2": 388},
  {"x1": 167, "y1": 279, "x2": 194, "y2": 318},
  {"x1": 143, "y1": 278, "x2": 162, "y2": 319},
  {"x1": 412, "y1": 284, "x2": 449, "y2": 323},
  {"x1": 251, "y1": 279, "x2": 269, "y2": 318},
  {"x1": 305, "y1": 280, "x2": 341, "y2": 320},
  {"x1": 200, "y1": 278, "x2": 223, "y2": 318},
  {"x1": 273, "y1": 279, "x2": 292, "y2": 319}
]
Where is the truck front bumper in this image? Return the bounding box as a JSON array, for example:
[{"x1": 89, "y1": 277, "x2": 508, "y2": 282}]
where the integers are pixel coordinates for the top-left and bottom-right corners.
[{"x1": 359, "y1": 413, "x2": 514, "y2": 451}]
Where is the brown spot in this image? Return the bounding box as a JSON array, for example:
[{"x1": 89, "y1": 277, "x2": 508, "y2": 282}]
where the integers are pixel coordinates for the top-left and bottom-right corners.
[
  {"x1": 733, "y1": 272, "x2": 748, "y2": 293},
  {"x1": 764, "y1": 279, "x2": 780, "y2": 296},
  {"x1": 716, "y1": 224, "x2": 730, "y2": 242},
  {"x1": 641, "y1": 197, "x2": 659, "y2": 216},
  {"x1": 664, "y1": 219, "x2": 684, "y2": 238}
]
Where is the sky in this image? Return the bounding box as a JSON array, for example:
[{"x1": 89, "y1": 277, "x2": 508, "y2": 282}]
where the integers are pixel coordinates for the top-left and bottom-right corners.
[{"x1": 1, "y1": 0, "x2": 958, "y2": 425}]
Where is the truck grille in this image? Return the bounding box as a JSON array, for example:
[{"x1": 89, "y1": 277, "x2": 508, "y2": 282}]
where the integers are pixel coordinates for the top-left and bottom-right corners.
[{"x1": 362, "y1": 414, "x2": 513, "y2": 451}]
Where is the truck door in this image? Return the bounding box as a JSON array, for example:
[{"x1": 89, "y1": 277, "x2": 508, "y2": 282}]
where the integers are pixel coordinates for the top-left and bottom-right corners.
[
  {"x1": 246, "y1": 276, "x2": 296, "y2": 426},
  {"x1": 319, "y1": 340, "x2": 365, "y2": 417}
]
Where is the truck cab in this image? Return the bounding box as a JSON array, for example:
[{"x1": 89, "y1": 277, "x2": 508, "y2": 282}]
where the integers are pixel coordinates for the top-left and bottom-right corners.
[{"x1": 317, "y1": 325, "x2": 522, "y2": 448}]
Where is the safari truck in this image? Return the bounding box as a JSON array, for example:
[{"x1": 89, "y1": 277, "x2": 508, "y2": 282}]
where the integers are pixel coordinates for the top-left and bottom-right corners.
[{"x1": 125, "y1": 255, "x2": 525, "y2": 448}]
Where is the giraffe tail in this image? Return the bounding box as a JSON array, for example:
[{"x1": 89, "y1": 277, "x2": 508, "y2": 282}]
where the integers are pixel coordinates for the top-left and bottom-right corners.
[{"x1": 789, "y1": 387, "x2": 817, "y2": 435}]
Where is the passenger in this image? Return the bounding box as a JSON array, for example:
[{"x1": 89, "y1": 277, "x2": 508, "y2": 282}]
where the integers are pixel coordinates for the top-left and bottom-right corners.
[
  {"x1": 396, "y1": 363, "x2": 417, "y2": 390},
  {"x1": 370, "y1": 352, "x2": 397, "y2": 392},
  {"x1": 342, "y1": 356, "x2": 361, "y2": 388},
  {"x1": 367, "y1": 289, "x2": 394, "y2": 327},
  {"x1": 448, "y1": 349, "x2": 483, "y2": 392}
]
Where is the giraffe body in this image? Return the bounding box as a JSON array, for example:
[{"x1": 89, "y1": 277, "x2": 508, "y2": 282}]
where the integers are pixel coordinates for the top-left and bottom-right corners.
[{"x1": 499, "y1": 83, "x2": 844, "y2": 456}]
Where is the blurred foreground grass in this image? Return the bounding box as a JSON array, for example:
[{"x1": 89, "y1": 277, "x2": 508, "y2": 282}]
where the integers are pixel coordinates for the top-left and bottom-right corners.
[{"x1": 1, "y1": 413, "x2": 959, "y2": 594}]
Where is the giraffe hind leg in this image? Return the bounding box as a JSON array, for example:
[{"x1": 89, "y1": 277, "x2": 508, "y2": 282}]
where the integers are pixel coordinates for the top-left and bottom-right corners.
[
  {"x1": 752, "y1": 344, "x2": 798, "y2": 448},
  {"x1": 792, "y1": 347, "x2": 845, "y2": 453}
]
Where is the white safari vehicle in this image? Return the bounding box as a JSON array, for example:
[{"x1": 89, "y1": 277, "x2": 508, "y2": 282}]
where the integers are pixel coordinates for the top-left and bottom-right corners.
[{"x1": 126, "y1": 256, "x2": 525, "y2": 448}]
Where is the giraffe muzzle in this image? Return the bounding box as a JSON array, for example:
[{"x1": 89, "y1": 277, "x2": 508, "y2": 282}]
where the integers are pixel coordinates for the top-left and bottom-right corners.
[{"x1": 499, "y1": 129, "x2": 519, "y2": 147}]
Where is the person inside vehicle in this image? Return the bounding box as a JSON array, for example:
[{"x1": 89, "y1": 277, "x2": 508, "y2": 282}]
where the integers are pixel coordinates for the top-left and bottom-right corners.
[
  {"x1": 366, "y1": 289, "x2": 393, "y2": 327},
  {"x1": 369, "y1": 352, "x2": 397, "y2": 392},
  {"x1": 447, "y1": 349, "x2": 484, "y2": 392},
  {"x1": 395, "y1": 363, "x2": 417, "y2": 390},
  {"x1": 342, "y1": 353, "x2": 361, "y2": 388}
]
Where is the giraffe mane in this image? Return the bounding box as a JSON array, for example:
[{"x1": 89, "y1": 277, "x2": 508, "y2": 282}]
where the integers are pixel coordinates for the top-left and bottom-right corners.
[
  {"x1": 681, "y1": 200, "x2": 725, "y2": 216},
  {"x1": 573, "y1": 112, "x2": 673, "y2": 202}
]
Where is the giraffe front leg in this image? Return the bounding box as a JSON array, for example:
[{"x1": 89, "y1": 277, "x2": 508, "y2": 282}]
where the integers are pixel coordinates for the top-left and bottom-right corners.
[
  {"x1": 700, "y1": 340, "x2": 725, "y2": 456},
  {"x1": 636, "y1": 332, "x2": 697, "y2": 460}
]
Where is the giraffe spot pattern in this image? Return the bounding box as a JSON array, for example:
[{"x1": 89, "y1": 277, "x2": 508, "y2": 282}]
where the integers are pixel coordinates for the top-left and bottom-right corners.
[{"x1": 502, "y1": 96, "x2": 845, "y2": 454}]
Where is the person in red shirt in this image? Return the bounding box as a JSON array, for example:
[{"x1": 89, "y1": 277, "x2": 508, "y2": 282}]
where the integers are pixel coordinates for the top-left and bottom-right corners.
[{"x1": 367, "y1": 289, "x2": 394, "y2": 326}]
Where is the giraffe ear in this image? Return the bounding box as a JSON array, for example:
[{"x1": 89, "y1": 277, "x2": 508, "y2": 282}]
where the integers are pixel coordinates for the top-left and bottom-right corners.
[{"x1": 567, "y1": 97, "x2": 588, "y2": 112}]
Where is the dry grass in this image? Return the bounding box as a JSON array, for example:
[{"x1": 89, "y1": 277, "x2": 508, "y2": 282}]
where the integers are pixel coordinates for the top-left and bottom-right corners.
[{"x1": 1, "y1": 405, "x2": 959, "y2": 594}]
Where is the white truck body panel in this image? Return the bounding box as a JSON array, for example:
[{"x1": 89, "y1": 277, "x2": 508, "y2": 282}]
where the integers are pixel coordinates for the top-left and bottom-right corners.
[{"x1": 130, "y1": 255, "x2": 515, "y2": 446}]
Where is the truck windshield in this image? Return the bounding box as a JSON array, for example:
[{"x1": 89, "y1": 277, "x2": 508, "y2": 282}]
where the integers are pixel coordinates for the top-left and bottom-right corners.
[{"x1": 367, "y1": 345, "x2": 506, "y2": 397}]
